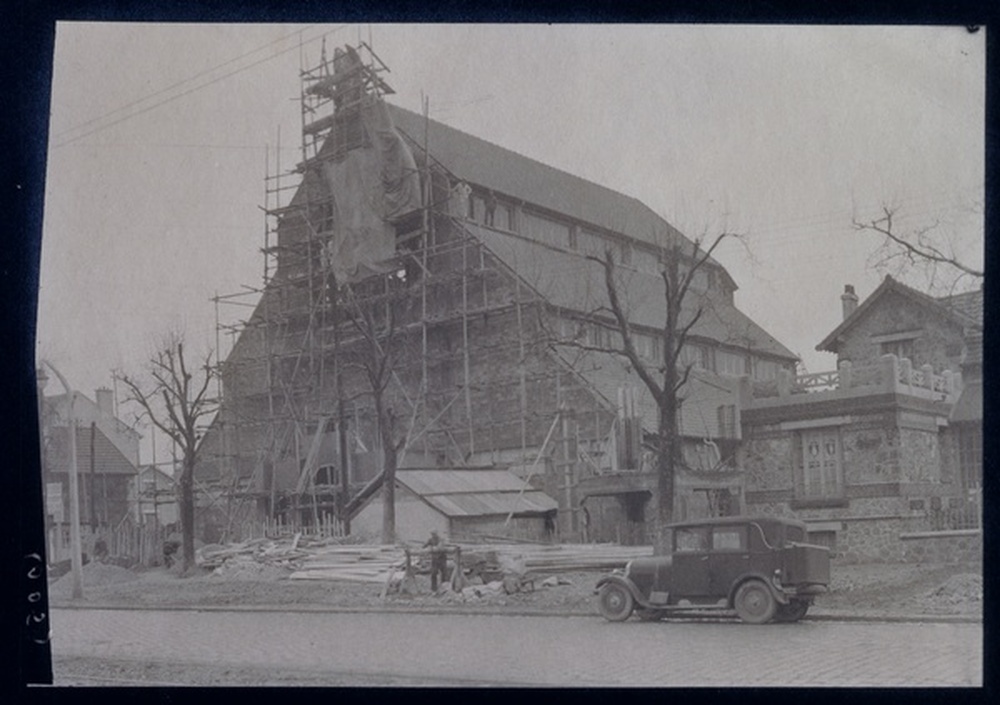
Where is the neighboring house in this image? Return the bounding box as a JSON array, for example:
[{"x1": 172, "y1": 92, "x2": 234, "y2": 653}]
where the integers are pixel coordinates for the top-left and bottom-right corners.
[
  {"x1": 133, "y1": 465, "x2": 179, "y2": 527},
  {"x1": 39, "y1": 385, "x2": 141, "y2": 561},
  {"x1": 739, "y1": 278, "x2": 982, "y2": 562},
  {"x1": 817, "y1": 276, "x2": 982, "y2": 373},
  {"x1": 349, "y1": 468, "x2": 558, "y2": 543},
  {"x1": 195, "y1": 42, "x2": 798, "y2": 545}
]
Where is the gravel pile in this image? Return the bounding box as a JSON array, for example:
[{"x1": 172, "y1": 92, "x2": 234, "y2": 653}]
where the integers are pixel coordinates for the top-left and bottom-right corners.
[
  {"x1": 211, "y1": 557, "x2": 291, "y2": 582},
  {"x1": 49, "y1": 561, "x2": 138, "y2": 597}
]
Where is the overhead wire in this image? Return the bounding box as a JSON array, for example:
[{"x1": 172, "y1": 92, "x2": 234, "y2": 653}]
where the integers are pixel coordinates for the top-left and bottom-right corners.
[
  {"x1": 52, "y1": 24, "x2": 349, "y2": 149},
  {"x1": 53, "y1": 24, "x2": 319, "y2": 141}
]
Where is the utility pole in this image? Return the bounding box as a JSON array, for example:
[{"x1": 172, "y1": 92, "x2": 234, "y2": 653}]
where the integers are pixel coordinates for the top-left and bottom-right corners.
[{"x1": 42, "y1": 360, "x2": 84, "y2": 599}]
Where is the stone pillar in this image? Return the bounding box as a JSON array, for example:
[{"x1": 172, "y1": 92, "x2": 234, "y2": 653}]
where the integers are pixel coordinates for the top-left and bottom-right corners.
[
  {"x1": 777, "y1": 368, "x2": 792, "y2": 397},
  {"x1": 899, "y1": 358, "x2": 912, "y2": 392},
  {"x1": 838, "y1": 360, "x2": 853, "y2": 390},
  {"x1": 920, "y1": 364, "x2": 935, "y2": 390},
  {"x1": 881, "y1": 354, "x2": 898, "y2": 392}
]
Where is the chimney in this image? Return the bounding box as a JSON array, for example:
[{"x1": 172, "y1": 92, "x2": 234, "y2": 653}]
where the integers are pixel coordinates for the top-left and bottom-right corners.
[
  {"x1": 95, "y1": 387, "x2": 114, "y2": 417},
  {"x1": 841, "y1": 284, "x2": 859, "y2": 321}
]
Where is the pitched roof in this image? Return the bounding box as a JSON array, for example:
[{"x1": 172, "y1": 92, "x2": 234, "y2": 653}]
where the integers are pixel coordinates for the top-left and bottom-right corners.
[
  {"x1": 939, "y1": 288, "x2": 984, "y2": 325},
  {"x1": 397, "y1": 469, "x2": 558, "y2": 517},
  {"x1": 387, "y1": 104, "x2": 733, "y2": 289},
  {"x1": 465, "y1": 221, "x2": 796, "y2": 360},
  {"x1": 817, "y1": 276, "x2": 982, "y2": 353},
  {"x1": 46, "y1": 426, "x2": 138, "y2": 476},
  {"x1": 949, "y1": 379, "x2": 981, "y2": 424}
]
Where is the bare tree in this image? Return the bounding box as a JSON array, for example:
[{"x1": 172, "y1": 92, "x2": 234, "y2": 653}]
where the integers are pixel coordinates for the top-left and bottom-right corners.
[
  {"x1": 854, "y1": 205, "x2": 983, "y2": 289},
  {"x1": 119, "y1": 333, "x2": 215, "y2": 571},
  {"x1": 550, "y1": 230, "x2": 738, "y2": 543},
  {"x1": 340, "y1": 277, "x2": 408, "y2": 544}
]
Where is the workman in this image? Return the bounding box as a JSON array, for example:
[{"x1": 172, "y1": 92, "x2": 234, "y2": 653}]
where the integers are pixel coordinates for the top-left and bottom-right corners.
[{"x1": 424, "y1": 530, "x2": 448, "y2": 592}]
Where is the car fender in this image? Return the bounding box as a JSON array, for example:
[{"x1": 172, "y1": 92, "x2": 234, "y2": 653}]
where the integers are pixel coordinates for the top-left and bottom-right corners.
[
  {"x1": 728, "y1": 572, "x2": 790, "y2": 607},
  {"x1": 595, "y1": 574, "x2": 649, "y2": 607}
]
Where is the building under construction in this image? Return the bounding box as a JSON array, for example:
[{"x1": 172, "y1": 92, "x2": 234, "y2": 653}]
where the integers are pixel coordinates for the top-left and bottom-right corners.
[{"x1": 196, "y1": 43, "x2": 798, "y2": 544}]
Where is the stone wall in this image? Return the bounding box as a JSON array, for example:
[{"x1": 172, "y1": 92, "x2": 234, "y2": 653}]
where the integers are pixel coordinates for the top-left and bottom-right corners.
[
  {"x1": 741, "y1": 388, "x2": 962, "y2": 562},
  {"x1": 899, "y1": 530, "x2": 982, "y2": 564}
]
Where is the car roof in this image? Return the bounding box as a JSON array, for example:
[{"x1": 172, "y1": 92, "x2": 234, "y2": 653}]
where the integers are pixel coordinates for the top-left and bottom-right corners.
[{"x1": 666, "y1": 515, "x2": 807, "y2": 531}]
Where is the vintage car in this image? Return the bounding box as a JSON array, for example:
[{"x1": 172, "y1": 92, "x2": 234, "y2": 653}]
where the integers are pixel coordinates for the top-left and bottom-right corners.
[{"x1": 595, "y1": 516, "x2": 830, "y2": 624}]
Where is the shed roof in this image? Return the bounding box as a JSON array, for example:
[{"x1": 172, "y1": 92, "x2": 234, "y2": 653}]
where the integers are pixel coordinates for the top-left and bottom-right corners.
[
  {"x1": 465, "y1": 222, "x2": 796, "y2": 361},
  {"x1": 396, "y1": 469, "x2": 558, "y2": 518}
]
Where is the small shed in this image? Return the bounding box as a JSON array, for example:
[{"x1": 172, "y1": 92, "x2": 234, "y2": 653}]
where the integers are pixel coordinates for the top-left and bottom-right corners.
[{"x1": 350, "y1": 468, "x2": 559, "y2": 543}]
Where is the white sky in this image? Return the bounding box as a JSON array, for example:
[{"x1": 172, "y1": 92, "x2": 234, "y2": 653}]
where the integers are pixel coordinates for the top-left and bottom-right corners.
[{"x1": 38, "y1": 23, "x2": 985, "y2": 466}]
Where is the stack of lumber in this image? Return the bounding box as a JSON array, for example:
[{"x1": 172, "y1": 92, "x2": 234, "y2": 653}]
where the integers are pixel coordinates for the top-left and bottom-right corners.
[
  {"x1": 490, "y1": 543, "x2": 653, "y2": 573},
  {"x1": 197, "y1": 535, "x2": 653, "y2": 584},
  {"x1": 287, "y1": 546, "x2": 406, "y2": 583}
]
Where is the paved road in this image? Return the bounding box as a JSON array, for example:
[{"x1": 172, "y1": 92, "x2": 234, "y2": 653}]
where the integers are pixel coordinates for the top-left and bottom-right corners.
[{"x1": 49, "y1": 608, "x2": 981, "y2": 686}]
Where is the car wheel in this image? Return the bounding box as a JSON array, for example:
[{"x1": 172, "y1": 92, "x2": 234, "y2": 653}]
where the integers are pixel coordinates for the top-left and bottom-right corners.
[
  {"x1": 597, "y1": 583, "x2": 634, "y2": 622},
  {"x1": 774, "y1": 599, "x2": 809, "y2": 623},
  {"x1": 734, "y1": 579, "x2": 777, "y2": 624},
  {"x1": 635, "y1": 608, "x2": 665, "y2": 622}
]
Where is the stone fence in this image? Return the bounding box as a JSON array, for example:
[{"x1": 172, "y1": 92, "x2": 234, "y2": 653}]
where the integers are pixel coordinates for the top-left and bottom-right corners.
[{"x1": 751, "y1": 354, "x2": 961, "y2": 404}]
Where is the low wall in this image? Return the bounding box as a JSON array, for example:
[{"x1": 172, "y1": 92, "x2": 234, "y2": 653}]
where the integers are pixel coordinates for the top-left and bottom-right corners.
[{"x1": 898, "y1": 529, "x2": 982, "y2": 564}]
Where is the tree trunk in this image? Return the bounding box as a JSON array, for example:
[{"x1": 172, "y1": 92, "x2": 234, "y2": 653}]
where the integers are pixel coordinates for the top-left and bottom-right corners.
[
  {"x1": 380, "y1": 407, "x2": 397, "y2": 545},
  {"x1": 179, "y1": 456, "x2": 196, "y2": 570}
]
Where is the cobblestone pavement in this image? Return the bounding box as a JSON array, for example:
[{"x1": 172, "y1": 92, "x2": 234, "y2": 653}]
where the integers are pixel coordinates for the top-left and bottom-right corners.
[{"x1": 48, "y1": 608, "x2": 982, "y2": 687}]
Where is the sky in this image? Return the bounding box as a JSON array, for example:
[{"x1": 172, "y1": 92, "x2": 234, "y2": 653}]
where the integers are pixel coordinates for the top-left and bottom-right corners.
[{"x1": 38, "y1": 23, "x2": 985, "y2": 466}]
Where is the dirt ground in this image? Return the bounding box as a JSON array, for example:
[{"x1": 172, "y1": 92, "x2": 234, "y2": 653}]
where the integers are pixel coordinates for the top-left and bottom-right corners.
[{"x1": 47, "y1": 557, "x2": 983, "y2": 618}]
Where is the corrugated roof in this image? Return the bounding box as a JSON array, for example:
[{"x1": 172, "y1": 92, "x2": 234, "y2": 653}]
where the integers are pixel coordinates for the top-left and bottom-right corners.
[
  {"x1": 387, "y1": 104, "x2": 730, "y2": 284},
  {"x1": 46, "y1": 426, "x2": 138, "y2": 476},
  {"x1": 397, "y1": 469, "x2": 533, "y2": 495},
  {"x1": 423, "y1": 491, "x2": 558, "y2": 517},
  {"x1": 465, "y1": 222, "x2": 796, "y2": 360},
  {"x1": 395, "y1": 469, "x2": 558, "y2": 518}
]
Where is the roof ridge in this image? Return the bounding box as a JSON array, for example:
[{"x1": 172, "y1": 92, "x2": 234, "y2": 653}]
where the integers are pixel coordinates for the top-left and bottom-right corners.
[{"x1": 388, "y1": 102, "x2": 659, "y2": 213}]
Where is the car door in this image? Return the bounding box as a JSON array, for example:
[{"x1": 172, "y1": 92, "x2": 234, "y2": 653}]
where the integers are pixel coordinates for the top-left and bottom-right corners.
[
  {"x1": 707, "y1": 525, "x2": 750, "y2": 599},
  {"x1": 669, "y1": 526, "x2": 711, "y2": 599}
]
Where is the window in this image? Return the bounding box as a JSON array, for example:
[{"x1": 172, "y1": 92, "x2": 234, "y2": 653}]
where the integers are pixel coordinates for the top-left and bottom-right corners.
[
  {"x1": 587, "y1": 323, "x2": 618, "y2": 349},
  {"x1": 675, "y1": 527, "x2": 710, "y2": 553},
  {"x1": 619, "y1": 241, "x2": 633, "y2": 265},
  {"x1": 796, "y1": 428, "x2": 844, "y2": 501},
  {"x1": 523, "y1": 213, "x2": 571, "y2": 249},
  {"x1": 315, "y1": 465, "x2": 343, "y2": 486},
  {"x1": 753, "y1": 358, "x2": 780, "y2": 381},
  {"x1": 712, "y1": 526, "x2": 746, "y2": 551},
  {"x1": 880, "y1": 338, "x2": 914, "y2": 361},
  {"x1": 957, "y1": 426, "x2": 982, "y2": 490},
  {"x1": 634, "y1": 333, "x2": 661, "y2": 361},
  {"x1": 717, "y1": 350, "x2": 748, "y2": 377},
  {"x1": 680, "y1": 344, "x2": 708, "y2": 370},
  {"x1": 578, "y1": 229, "x2": 607, "y2": 257}
]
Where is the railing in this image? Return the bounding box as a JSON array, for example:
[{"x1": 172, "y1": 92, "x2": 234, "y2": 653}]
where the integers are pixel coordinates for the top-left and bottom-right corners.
[
  {"x1": 751, "y1": 354, "x2": 961, "y2": 403},
  {"x1": 924, "y1": 492, "x2": 981, "y2": 532}
]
